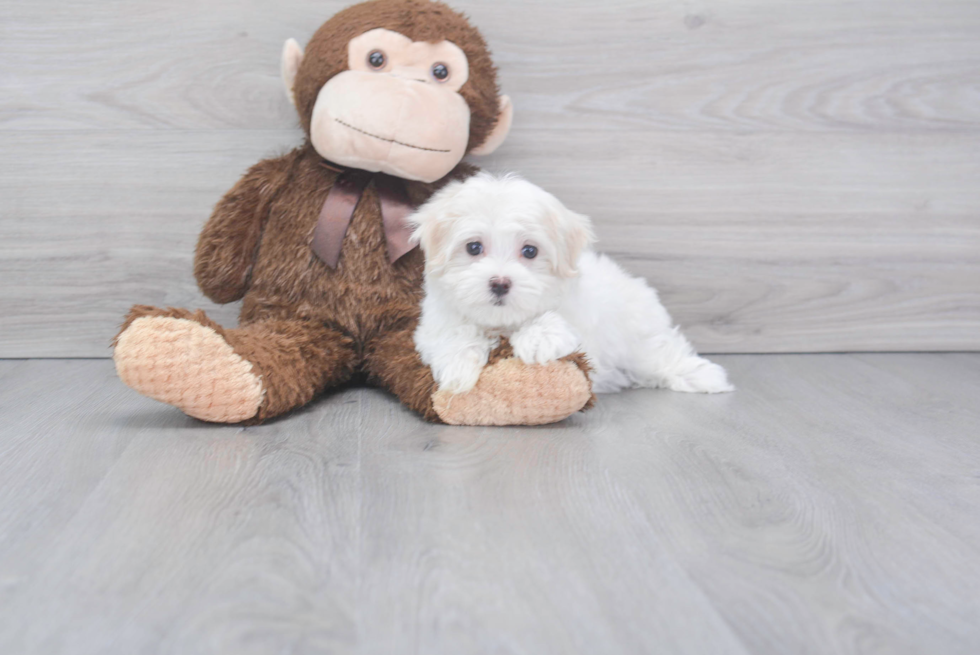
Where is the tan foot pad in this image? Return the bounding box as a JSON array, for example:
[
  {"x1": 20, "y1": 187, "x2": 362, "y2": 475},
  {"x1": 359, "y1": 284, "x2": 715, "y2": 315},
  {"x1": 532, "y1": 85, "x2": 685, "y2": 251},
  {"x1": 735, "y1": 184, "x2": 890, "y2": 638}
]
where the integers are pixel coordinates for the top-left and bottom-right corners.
[
  {"x1": 433, "y1": 357, "x2": 592, "y2": 426},
  {"x1": 113, "y1": 316, "x2": 263, "y2": 423}
]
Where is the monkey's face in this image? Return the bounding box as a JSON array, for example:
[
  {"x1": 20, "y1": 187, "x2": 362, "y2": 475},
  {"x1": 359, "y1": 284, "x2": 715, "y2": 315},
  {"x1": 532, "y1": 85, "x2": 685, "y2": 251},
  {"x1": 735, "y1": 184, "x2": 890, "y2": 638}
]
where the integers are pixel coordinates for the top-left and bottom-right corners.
[
  {"x1": 309, "y1": 29, "x2": 470, "y2": 182},
  {"x1": 285, "y1": 28, "x2": 507, "y2": 183}
]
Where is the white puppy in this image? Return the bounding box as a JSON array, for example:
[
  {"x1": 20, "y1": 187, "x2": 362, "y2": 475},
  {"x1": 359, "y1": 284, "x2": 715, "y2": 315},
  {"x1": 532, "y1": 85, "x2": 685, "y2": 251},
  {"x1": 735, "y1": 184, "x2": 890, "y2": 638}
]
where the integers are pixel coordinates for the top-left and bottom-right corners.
[{"x1": 410, "y1": 173, "x2": 733, "y2": 396}]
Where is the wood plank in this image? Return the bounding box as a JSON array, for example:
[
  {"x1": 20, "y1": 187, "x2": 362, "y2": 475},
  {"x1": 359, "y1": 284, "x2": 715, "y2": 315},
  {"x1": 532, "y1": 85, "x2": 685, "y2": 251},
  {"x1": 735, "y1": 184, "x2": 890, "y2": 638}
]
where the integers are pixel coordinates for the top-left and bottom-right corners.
[
  {"x1": 0, "y1": 359, "x2": 362, "y2": 653},
  {"x1": 488, "y1": 0, "x2": 980, "y2": 134},
  {"x1": 2, "y1": 130, "x2": 978, "y2": 356},
  {"x1": 598, "y1": 211, "x2": 980, "y2": 353},
  {"x1": 585, "y1": 353, "x2": 980, "y2": 654},
  {"x1": 0, "y1": 130, "x2": 291, "y2": 357},
  {"x1": 1, "y1": 354, "x2": 980, "y2": 653},
  {"x1": 353, "y1": 391, "x2": 749, "y2": 655},
  {"x1": 2, "y1": 0, "x2": 979, "y2": 356},
  {"x1": 2, "y1": 1, "x2": 979, "y2": 133}
]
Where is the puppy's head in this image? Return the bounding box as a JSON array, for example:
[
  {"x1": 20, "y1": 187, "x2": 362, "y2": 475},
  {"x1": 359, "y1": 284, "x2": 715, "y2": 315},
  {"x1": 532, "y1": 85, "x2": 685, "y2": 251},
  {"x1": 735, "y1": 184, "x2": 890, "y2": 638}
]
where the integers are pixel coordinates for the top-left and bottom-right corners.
[{"x1": 409, "y1": 172, "x2": 595, "y2": 327}]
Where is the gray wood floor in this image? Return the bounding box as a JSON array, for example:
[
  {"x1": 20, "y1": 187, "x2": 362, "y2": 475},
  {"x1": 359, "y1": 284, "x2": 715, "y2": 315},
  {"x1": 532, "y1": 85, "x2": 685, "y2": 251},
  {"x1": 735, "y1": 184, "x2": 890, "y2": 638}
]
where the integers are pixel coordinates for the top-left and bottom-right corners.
[{"x1": 1, "y1": 354, "x2": 978, "y2": 654}]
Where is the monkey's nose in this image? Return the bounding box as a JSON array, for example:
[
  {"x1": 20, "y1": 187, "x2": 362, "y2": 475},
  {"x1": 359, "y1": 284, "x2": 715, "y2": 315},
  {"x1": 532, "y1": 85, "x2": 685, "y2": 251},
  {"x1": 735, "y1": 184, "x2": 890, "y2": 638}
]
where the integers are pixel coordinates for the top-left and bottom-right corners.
[{"x1": 489, "y1": 277, "x2": 511, "y2": 297}]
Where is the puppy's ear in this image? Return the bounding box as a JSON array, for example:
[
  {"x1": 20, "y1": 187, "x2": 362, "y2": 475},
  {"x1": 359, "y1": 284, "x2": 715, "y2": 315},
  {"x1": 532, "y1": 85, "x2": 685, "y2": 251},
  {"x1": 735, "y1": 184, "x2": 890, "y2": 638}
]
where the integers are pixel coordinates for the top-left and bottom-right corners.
[
  {"x1": 545, "y1": 198, "x2": 596, "y2": 278},
  {"x1": 409, "y1": 180, "x2": 465, "y2": 270}
]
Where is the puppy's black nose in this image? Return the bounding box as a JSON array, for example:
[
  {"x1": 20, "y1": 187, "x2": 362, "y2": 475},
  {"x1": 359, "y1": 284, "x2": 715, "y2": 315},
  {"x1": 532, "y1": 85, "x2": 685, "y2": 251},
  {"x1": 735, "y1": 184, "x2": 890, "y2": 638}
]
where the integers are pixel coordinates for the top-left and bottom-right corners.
[{"x1": 489, "y1": 277, "x2": 511, "y2": 297}]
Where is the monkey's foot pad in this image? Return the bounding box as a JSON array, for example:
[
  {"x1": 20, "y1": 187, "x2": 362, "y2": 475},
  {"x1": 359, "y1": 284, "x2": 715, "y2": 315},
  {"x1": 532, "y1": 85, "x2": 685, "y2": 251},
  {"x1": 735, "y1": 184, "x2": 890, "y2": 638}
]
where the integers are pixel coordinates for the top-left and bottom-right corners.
[
  {"x1": 113, "y1": 316, "x2": 264, "y2": 423},
  {"x1": 433, "y1": 356, "x2": 593, "y2": 426}
]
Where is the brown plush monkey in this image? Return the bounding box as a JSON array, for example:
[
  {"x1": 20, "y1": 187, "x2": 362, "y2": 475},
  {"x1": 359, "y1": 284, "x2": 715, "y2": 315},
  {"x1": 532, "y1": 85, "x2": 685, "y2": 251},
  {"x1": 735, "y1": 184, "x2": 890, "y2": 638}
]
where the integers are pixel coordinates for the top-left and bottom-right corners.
[{"x1": 112, "y1": 0, "x2": 592, "y2": 425}]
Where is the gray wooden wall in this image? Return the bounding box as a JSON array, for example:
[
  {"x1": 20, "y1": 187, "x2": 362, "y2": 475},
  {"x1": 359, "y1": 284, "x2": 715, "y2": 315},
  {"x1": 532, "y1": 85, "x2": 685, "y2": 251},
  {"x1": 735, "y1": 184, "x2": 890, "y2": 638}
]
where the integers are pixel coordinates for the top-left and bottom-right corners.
[{"x1": 2, "y1": 0, "x2": 979, "y2": 358}]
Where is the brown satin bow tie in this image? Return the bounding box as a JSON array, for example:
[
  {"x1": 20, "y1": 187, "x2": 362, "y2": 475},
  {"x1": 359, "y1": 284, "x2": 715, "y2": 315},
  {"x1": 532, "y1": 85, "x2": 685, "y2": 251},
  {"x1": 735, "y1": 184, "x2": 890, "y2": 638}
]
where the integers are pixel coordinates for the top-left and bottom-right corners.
[{"x1": 310, "y1": 167, "x2": 418, "y2": 269}]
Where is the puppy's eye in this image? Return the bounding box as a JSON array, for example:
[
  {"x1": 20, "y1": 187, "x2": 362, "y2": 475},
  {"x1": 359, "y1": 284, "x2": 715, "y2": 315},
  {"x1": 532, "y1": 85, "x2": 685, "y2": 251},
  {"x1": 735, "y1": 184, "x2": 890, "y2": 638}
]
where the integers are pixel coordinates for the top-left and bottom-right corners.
[
  {"x1": 466, "y1": 241, "x2": 483, "y2": 256},
  {"x1": 368, "y1": 50, "x2": 386, "y2": 69},
  {"x1": 431, "y1": 63, "x2": 450, "y2": 81},
  {"x1": 521, "y1": 245, "x2": 538, "y2": 259}
]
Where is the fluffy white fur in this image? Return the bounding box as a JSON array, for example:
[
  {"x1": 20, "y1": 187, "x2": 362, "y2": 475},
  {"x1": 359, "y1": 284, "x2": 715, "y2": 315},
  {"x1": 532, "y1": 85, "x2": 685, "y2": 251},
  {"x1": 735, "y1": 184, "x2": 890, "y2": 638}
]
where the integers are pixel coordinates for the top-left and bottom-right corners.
[{"x1": 410, "y1": 173, "x2": 734, "y2": 396}]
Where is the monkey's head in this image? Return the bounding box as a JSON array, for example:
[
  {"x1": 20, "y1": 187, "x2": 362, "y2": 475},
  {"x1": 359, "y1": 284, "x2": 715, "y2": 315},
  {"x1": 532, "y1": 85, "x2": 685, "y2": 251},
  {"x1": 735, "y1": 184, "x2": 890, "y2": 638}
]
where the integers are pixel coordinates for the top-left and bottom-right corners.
[{"x1": 281, "y1": 0, "x2": 513, "y2": 184}]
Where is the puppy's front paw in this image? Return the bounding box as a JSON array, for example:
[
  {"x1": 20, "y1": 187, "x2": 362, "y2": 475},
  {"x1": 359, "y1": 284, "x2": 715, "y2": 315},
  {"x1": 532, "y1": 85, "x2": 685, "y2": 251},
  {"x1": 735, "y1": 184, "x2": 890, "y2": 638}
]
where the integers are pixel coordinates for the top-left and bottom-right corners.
[
  {"x1": 512, "y1": 312, "x2": 581, "y2": 366},
  {"x1": 433, "y1": 350, "x2": 487, "y2": 395}
]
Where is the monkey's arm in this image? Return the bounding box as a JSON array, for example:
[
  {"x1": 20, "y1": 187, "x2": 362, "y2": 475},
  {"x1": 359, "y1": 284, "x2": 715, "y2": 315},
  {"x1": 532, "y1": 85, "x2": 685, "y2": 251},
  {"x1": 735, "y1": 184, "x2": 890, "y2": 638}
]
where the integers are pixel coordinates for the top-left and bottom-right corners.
[{"x1": 194, "y1": 153, "x2": 295, "y2": 303}]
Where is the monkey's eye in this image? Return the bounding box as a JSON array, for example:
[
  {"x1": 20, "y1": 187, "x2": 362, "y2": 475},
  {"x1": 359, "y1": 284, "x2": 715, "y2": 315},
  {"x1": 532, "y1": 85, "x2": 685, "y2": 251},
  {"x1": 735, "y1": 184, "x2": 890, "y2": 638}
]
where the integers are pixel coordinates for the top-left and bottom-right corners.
[
  {"x1": 466, "y1": 241, "x2": 483, "y2": 256},
  {"x1": 521, "y1": 245, "x2": 538, "y2": 259},
  {"x1": 431, "y1": 63, "x2": 450, "y2": 81},
  {"x1": 368, "y1": 50, "x2": 386, "y2": 69}
]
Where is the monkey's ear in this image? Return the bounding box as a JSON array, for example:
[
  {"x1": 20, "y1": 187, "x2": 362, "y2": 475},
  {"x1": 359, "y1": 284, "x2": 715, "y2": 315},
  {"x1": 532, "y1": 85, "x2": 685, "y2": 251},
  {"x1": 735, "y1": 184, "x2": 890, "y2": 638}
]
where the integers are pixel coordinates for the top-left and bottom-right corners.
[
  {"x1": 281, "y1": 38, "x2": 304, "y2": 107},
  {"x1": 470, "y1": 95, "x2": 513, "y2": 156}
]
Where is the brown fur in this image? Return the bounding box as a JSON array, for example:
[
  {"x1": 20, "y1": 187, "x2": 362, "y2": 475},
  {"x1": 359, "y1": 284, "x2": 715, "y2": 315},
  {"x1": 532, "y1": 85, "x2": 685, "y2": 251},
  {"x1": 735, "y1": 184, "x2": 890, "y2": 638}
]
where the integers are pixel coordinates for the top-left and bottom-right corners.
[{"x1": 172, "y1": 141, "x2": 475, "y2": 422}]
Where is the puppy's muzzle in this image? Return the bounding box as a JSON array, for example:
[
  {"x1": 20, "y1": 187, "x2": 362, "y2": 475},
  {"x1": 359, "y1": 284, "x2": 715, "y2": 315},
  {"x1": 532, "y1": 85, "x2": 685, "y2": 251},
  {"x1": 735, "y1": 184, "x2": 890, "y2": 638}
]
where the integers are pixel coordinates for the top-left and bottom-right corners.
[{"x1": 489, "y1": 277, "x2": 511, "y2": 299}]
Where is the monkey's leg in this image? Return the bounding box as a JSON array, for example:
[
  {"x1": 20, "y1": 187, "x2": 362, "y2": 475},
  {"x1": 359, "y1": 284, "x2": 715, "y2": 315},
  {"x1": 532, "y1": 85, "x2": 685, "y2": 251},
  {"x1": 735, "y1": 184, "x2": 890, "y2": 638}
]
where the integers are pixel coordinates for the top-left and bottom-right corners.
[
  {"x1": 363, "y1": 328, "x2": 594, "y2": 426},
  {"x1": 362, "y1": 325, "x2": 441, "y2": 421},
  {"x1": 113, "y1": 306, "x2": 355, "y2": 423}
]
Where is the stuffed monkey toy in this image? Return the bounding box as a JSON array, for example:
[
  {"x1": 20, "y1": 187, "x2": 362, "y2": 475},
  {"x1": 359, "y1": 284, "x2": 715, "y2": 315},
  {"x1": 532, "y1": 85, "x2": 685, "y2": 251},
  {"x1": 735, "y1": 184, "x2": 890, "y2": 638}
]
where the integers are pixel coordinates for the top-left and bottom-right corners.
[{"x1": 113, "y1": 0, "x2": 593, "y2": 425}]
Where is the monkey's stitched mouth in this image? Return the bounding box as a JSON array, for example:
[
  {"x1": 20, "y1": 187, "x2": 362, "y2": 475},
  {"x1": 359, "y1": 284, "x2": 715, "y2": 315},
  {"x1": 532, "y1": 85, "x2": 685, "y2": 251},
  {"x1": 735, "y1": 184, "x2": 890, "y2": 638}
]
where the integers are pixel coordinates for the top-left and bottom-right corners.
[{"x1": 334, "y1": 118, "x2": 451, "y2": 153}]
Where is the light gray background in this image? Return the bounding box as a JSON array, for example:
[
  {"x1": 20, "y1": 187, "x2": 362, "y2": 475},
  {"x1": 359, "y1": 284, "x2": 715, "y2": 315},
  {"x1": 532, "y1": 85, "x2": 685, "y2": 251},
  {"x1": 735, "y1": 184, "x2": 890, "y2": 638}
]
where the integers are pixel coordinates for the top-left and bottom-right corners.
[{"x1": 3, "y1": 0, "x2": 978, "y2": 357}]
